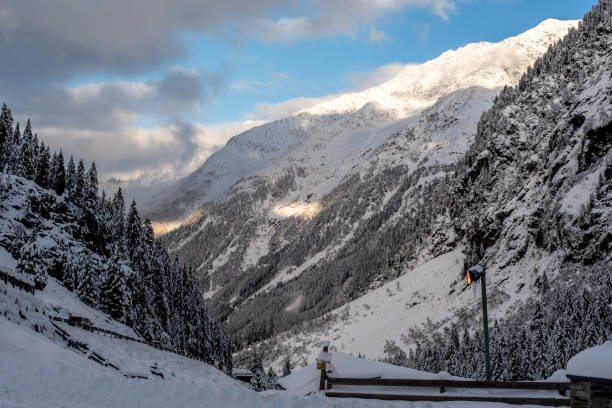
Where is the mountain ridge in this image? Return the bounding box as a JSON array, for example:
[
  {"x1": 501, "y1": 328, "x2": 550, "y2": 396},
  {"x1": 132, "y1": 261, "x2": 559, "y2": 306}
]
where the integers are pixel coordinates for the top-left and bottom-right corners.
[{"x1": 146, "y1": 19, "x2": 578, "y2": 229}]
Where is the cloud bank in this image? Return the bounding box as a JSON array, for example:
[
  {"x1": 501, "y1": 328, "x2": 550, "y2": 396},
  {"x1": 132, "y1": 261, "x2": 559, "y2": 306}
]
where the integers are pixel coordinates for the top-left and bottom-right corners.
[{"x1": 0, "y1": 0, "x2": 458, "y2": 195}]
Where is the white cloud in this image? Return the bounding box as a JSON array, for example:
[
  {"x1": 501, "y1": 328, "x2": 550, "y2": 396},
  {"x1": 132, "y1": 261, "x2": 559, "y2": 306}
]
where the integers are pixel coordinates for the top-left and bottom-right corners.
[
  {"x1": 250, "y1": 0, "x2": 457, "y2": 42},
  {"x1": 368, "y1": 27, "x2": 392, "y2": 45},
  {"x1": 249, "y1": 95, "x2": 340, "y2": 121},
  {"x1": 346, "y1": 63, "x2": 406, "y2": 90}
]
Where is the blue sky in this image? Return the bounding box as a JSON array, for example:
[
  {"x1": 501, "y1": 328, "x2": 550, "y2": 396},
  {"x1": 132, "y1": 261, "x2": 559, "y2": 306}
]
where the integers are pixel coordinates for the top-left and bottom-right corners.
[
  {"x1": 185, "y1": 0, "x2": 596, "y2": 123},
  {"x1": 0, "y1": 0, "x2": 597, "y2": 185}
]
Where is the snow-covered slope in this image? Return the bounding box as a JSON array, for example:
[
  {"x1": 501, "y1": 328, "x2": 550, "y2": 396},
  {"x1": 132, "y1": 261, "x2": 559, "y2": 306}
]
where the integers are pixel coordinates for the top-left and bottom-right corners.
[
  {"x1": 157, "y1": 17, "x2": 587, "y2": 351},
  {"x1": 155, "y1": 9, "x2": 612, "y2": 381},
  {"x1": 229, "y1": 2, "x2": 612, "y2": 372},
  {"x1": 147, "y1": 19, "x2": 577, "y2": 224},
  {"x1": 1, "y1": 275, "x2": 545, "y2": 408}
]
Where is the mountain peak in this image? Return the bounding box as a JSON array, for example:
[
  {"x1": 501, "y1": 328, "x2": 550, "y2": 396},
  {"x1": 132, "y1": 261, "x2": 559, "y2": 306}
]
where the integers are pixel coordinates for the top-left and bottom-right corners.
[{"x1": 146, "y1": 19, "x2": 578, "y2": 226}]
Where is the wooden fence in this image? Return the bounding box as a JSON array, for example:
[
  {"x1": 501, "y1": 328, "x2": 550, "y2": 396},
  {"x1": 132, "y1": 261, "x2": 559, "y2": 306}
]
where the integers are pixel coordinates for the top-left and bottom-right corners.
[
  {"x1": 324, "y1": 377, "x2": 571, "y2": 406},
  {"x1": 0, "y1": 269, "x2": 35, "y2": 294}
]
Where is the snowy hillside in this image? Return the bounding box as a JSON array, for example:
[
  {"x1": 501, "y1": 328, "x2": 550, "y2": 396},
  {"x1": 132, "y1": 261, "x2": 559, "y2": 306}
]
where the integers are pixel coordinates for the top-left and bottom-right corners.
[
  {"x1": 0, "y1": 108, "x2": 232, "y2": 367},
  {"x1": 151, "y1": 2, "x2": 612, "y2": 380},
  {"x1": 159, "y1": 20, "x2": 579, "y2": 309},
  {"x1": 156, "y1": 12, "x2": 609, "y2": 369},
  {"x1": 3, "y1": 258, "x2": 568, "y2": 408},
  {"x1": 230, "y1": 1, "x2": 612, "y2": 375},
  {"x1": 147, "y1": 19, "x2": 577, "y2": 225}
]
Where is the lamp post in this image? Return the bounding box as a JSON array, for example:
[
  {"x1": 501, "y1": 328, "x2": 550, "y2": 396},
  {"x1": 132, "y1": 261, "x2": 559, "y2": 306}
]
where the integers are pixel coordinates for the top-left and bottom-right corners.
[{"x1": 467, "y1": 265, "x2": 491, "y2": 382}]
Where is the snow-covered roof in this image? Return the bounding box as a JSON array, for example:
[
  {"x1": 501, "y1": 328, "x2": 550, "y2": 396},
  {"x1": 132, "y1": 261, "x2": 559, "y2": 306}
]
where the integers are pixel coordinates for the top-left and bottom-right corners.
[
  {"x1": 566, "y1": 341, "x2": 612, "y2": 381},
  {"x1": 232, "y1": 368, "x2": 253, "y2": 377}
]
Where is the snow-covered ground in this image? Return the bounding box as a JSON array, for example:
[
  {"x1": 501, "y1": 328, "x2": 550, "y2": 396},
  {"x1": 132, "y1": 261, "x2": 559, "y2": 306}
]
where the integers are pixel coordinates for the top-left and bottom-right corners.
[
  {"x1": 0, "y1": 255, "x2": 574, "y2": 408},
  {"x1": 281, "y1": 352, "x2": 569, "y2": 406},
  {"x1": 0, "y1": 316, "x2": 570, "y2": 408}
]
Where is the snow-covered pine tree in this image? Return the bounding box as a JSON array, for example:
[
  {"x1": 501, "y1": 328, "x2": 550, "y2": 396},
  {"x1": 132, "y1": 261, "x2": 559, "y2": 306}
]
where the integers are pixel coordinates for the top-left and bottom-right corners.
[
  {"x1": 100, "y1": 248, "x2": 126, "y2": 320},
  {"x1": 16, "y1": 120, "x2": 37, "y2": 179},
  {"x1": 142, "y1": 219, "x2": 169, "y2": 335},
  {"x1": 126, "y1": 199, "x2": 142, "y2": 259},
  {"x1": 75, "y1": 159, "x2": 86, "y2": 207},
  {"x1": 527, "y1": 326, "x2": 548, "y2": 380},
  {"x1": 16, "y1": 237, "x2": 48, "y2": 289},
  {"x1": 50, "y1": 150, "x2": 66, "y2": 195},
  {"x1": 491, "y1": 321, "x2": 506, "y2": 380},
  {"x1": 0, "y1": 103, "x2": 13, "y2": 169},
  {"x1": 35, "y1": 142, "x2": 50, "y2": 189},
  {"x1": 76, "y1": 257, "x2": 100, "y2": 307},
  {"x1": 65, "y1": 156, "x2": 77, "y2": 201},
  {"x1": 81, "y1": 162, "x2": 104, "y2": 251},
  {"x1": 266, "y1": 367, "x2": 278, "y2": 389},
  {"x1": 111, "y1": 187, "x2": 126, "y2": 249}
]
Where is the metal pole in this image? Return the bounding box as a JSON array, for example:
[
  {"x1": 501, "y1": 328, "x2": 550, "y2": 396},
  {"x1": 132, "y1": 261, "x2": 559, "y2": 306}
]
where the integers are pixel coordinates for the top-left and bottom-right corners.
[{"x1": 481, "y1": 272, "x2": 492, "y2": 381}]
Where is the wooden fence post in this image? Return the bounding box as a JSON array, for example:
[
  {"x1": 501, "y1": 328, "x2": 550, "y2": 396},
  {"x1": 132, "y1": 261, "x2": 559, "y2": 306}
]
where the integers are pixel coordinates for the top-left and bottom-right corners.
[
  {"x1": 568, "y1": 376, "x2": 612, "y2": 408},
  {"x1": 317, "y1": 341, "x2": 331, "y2": 391}
]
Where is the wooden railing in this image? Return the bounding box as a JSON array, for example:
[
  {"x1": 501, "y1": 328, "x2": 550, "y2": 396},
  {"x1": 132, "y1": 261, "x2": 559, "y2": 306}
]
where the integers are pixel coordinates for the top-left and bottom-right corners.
[
  {"x1": 325, "y1": 377, "x2": 571, "y2": 406},
  {"x1": 0, "y1": 269, "x2": 35, "y2": 294}
]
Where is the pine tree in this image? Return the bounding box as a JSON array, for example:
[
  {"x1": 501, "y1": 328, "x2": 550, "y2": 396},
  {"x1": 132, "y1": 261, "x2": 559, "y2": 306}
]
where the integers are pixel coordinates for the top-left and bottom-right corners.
[
  {"x1": 99, "y1": 248, "x2": 126, "y2": 320},
  {"x1": 77, "y1": 259, "x2": 99, "y2": 307},
  {"x1": 111, "y1": 187, "x2": 126, "y2": 249},
  {"x1": 126, "y1": 200, "x2": 142, "y2": 258},
  {"x1": 35, "y1": 143, "x2": 50, "y2": 188},
  {"x1": 17, "y1": 120, "x2": 37, "y2": 179},
  {"x1": 81, "y1": 162, "x2": 103, "y2": 251},
  {"x1": 75, "y1": 159, "x2": 86, "y2": 206},
  {"x1": 9, "y1": 123, "x2": 21, "y2": 175},
  {"x1": 0, "y1": 103, "x2": 13, "y2": 169},
  {"x1": 491, "y1": 321, "x2": 506, "y2": 380},
  {"x1": 66, "y1": 156, "x2": 77, "y2": 201},
  {"x1": 51, "y1": 150, "x2": 66, "y2": 195},
  {"x1": 16, "y1": 238, "x2": 48, "y2": 290},
  {"x1": 48, "y1": 151, "x2": 58, "y2": 189},
  {"x1": 266, "y1": 367, "x2": 278, "y2": 389},
  {"x1": 282, "y1": 355, "x2": 292, "y2": 376},
  {"x1": 528, "y1": 326, "x2": 548, "y2": 380}
]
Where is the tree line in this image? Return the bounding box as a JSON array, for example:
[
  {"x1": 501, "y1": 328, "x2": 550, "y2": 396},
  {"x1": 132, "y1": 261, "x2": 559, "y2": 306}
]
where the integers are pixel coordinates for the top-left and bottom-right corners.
[{"x1": 0, "y1": 104, "x2": 231, "y2": 368}]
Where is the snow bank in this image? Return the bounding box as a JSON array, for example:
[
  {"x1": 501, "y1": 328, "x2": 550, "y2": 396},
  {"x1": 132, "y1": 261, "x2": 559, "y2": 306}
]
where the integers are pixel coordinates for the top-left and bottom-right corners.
[
  {"x1": 566, "y1": 341, "x2": 612, "y2": 381},
  {"x1": 280, "y1": 351, "x2": 465, "y2": 395}
]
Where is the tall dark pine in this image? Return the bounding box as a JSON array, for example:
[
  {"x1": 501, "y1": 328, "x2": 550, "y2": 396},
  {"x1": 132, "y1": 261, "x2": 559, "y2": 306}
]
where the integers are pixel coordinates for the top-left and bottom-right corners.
[
  {"x1": 111, "y1": 187, "x2": 126, "y2": 249},
  {"x1": 126, "y1": 200, "x2": 142, "y2": 259},
  {"x1": 65, "y1": 156, "x2": 77, "y2": 201},
  {"x1": 82, "y1": 162, "x2": 103, "y2": 251},
  {"x1": 0, "y1": 103, "x2": 13, "y2": 169},
  {"x1": 9, "y1": 123, "x2": 20, "y2": 175},
  {"x1": 18, "y1": 120, "x2": 37, "y2": 179},
  {"x1": 35, "y1": 143, "x2": 50, "y2": 188},
  {"x1": 75, "y1": 159, "x2": 86, "y2": 206},
  {"x1": 100, "y1": 248, "x2": 126, "y2": 320},
  {"x1": 51, "y1": 150, "x2": 66, "y2": 195},
  {"x1": 77, "y1": 259, "x2": 99, "y2": 307}
]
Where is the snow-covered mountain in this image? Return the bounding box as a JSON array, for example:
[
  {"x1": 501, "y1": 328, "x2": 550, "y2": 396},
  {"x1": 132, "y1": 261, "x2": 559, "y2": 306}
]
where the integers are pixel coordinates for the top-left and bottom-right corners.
[
  {"x1": 147, "y1": 19, "x2": 577, "y2": 227},
  {"x1": 230, "y1": 2, "x2": 612, "y2": 372},
  {"x1": 158, "y1": 18, "x2": 576, "y2": 304},
  {"x1": 149, "y1": 3, "x2": 612, "y2": 380}
]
